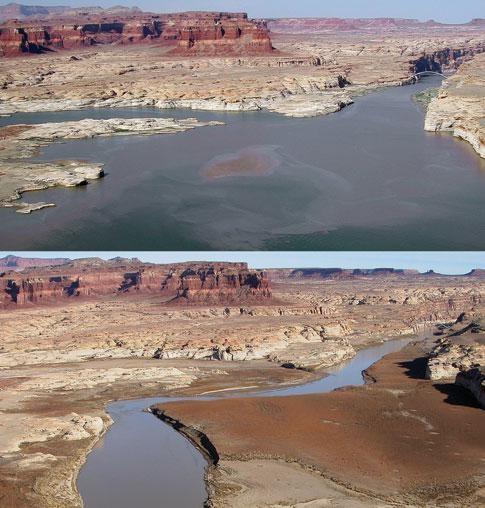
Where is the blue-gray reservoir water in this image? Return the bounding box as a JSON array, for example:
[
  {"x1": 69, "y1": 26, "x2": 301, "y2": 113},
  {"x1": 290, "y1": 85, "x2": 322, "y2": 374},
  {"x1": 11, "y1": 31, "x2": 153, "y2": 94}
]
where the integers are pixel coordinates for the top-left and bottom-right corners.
[{"x1": 1, "y1": 77, "x2": 483, "y2": 250}]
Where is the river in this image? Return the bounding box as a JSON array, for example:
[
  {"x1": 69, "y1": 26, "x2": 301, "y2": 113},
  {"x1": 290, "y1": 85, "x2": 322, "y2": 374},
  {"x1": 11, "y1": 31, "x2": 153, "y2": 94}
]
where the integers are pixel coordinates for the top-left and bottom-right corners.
[
  {"x1": 77, "y1": 336, "x2": 414, "y2": 508},
  {"x1": 0, "y1": 77, "x2": 484, "y2": 250}
]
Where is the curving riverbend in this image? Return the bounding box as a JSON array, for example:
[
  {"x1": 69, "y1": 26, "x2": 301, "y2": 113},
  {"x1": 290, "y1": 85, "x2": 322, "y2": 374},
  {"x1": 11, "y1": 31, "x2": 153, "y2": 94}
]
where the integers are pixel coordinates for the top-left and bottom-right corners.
[{"x1": 77, "y1": 336, "x2": 415, "y2": 508}]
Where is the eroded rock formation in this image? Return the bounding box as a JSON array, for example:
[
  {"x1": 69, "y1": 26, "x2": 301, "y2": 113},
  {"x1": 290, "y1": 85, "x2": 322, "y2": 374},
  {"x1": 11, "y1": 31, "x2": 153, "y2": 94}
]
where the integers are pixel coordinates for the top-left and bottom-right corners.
[
  {"x1": 425, "y1": 315, "x2": 485, "y2": 380},
  {"x1": 425, "y1": 53, "x2": 485, "y2": 158},
  {"x1": 0, "y1": 9, "x2": 273, "y2": 57},
  {"x1": 162, "y1": 264, "x2": 271, "y2": 304},
  {"x1": 0, "y1": 259, "x2": 271, "y2": 307}
]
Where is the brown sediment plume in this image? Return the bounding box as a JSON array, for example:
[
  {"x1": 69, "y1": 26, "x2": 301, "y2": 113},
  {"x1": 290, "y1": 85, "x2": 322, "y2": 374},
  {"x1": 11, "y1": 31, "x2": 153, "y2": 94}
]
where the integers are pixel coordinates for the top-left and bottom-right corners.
[{"x1": 201, "y1": 146, "x2": 281, "y2": 179}]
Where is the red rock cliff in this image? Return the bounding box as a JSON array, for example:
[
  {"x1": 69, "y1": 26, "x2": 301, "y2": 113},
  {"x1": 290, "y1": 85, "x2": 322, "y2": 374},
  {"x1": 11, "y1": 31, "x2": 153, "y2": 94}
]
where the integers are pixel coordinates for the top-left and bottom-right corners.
[
  {"x1": 0, "y1": 10, "x2": 273, "y2": 57},
  {"x1": 162, "y1": 264, "x2": 271, "y2": 304},
  {"x1": 0, "y1": 260, "x2": 271, "y2": 307}
]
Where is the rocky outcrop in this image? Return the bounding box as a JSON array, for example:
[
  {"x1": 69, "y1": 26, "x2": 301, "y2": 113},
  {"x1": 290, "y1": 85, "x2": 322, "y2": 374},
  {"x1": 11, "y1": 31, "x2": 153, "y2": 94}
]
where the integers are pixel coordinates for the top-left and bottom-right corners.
[
  {"x1": 425, "y1": 53, "x2": 485, "y2": 158},
  {"x1": 0, "y1": 260, "x2": 271, "y2": 307},
  {"x1": 268, "y1": 336, "x2": 355, "y2": 370},
  {"x1": 168, "y1": 12, "x2": 273, "y2": 56},
  {"x1": 0, "y1": 10, "x2": 273, "y2": 57},
  {"x1": 455, "y1": 366, "x2": 485, "y2": 408},
  {"x1": 426, "y1": 340, "x2": 485, "y2": 380},
  {"x1": 425, "y1": 316, "x2": 485, "y2": 380},
  {"x1": 163, "y1": 264, "x2": 271, "y2": 304}
]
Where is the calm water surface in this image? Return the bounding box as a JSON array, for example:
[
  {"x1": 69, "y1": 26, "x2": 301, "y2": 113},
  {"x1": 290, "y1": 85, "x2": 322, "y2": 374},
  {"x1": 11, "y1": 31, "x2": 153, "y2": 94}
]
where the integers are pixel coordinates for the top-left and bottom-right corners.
[
  {"x1": 77, "y1": 336, "x2": 414, "y2": 508},
  {"x1": 1, "y1": 77, "x2": 483, "y2": 250}
]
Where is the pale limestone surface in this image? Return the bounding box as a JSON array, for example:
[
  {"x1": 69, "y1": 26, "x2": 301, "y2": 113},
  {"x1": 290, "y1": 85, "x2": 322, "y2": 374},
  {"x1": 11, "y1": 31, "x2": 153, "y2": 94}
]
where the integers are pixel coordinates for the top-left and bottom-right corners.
[
  {"x1": 425, "y1": 53, "x2": 485, "y2": 158},
  {"x1": 0, "y1": 30, "x2": 483, "y2": 118}
]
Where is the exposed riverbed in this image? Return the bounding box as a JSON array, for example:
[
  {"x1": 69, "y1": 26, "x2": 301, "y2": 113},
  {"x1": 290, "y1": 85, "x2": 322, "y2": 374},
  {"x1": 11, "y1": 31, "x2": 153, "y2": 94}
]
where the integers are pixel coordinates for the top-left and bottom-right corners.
[
  {"x1": 77, "y1": 336, "x2": 414, "y2": 508},
  {"x1": 0, "y1": 77, "x2": 484, "y2": 250}
]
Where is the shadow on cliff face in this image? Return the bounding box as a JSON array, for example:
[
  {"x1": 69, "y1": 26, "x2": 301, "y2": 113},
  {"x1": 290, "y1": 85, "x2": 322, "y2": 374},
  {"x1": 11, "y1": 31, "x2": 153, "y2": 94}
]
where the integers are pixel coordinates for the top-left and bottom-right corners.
[
  {"x1": 5, "y1": 280, "x2": 20, "y2": 303},
  {"x1": 433, "y1": 383, "x2": 481, "y2": 408},
  {"x1": 397, "y1": 356, "x2": 428, "y2": 379}
]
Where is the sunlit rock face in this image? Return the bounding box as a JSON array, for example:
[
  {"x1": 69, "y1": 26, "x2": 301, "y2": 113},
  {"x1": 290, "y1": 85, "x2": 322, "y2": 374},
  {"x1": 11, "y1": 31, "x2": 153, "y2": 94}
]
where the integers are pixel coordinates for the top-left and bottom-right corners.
[
  {"x1": 0, "y1": 9, "x2": 274, "y2": 57},
  {"x1": 0, "y1": 259, "x2": 271, "y2": 307}
]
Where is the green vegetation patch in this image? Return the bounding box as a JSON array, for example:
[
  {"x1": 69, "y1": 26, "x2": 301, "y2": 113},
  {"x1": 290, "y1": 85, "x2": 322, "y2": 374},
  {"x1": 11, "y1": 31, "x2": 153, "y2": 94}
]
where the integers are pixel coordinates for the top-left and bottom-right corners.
[{"x1": 413, "y1": 88, "x2": 439, "y2": 111}]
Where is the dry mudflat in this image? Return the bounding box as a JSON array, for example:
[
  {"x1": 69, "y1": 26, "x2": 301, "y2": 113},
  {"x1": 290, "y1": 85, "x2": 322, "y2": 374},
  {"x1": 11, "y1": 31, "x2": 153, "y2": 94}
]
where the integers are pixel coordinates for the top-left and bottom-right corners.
[{"x1": 157, "y1": 339, "x2": 485, "y2": 507}]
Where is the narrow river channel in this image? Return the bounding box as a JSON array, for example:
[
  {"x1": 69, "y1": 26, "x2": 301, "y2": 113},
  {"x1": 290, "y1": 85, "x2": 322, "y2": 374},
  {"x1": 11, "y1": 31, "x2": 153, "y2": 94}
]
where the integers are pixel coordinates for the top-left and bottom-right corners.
[{"x1": 77, "y1": 336, "x2": 415, "y2": 508}]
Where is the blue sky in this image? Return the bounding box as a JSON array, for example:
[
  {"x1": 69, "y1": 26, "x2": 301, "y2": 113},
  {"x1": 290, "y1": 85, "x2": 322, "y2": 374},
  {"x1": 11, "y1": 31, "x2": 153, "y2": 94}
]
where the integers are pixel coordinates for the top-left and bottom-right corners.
[
  {"x1": 5, "y1": 1, "x2": 484, "y2": 24},
  {"x1": 2, "y1": 252, "x2": 484, "y2": 274}
]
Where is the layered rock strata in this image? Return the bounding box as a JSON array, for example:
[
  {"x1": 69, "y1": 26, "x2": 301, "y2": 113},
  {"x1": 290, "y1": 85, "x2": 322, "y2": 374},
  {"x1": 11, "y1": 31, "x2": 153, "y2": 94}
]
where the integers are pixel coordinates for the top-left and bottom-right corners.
[
  {"x1": 0, "y1": 258, "x2": 482, "y2": 369},
  {"x1": 425, "y1": 53, "x2": 485, "y2": 158},
  {"x1": 163, "y1": 265, "x2": 271, "y2": 304},
  {"x1": 0, "y1": 10, "x2": 273, "y2": 57},
  {"x1": 0, "y1": 24, "x2": 483, "y2": 120},
  {"x1": 0, "y1": 259, "x2": 270, "y2": 307}
]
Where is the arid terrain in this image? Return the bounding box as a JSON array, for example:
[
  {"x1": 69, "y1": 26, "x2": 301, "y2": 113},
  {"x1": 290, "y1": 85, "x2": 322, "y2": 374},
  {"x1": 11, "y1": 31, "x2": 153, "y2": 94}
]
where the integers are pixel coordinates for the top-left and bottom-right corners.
[
  {"x1": 157, "y1": 318, "x2": 484, "y2": 507},
  {"x1": 0, "y1": 256, "x2": 483, "y2": 507},
  {"x1": 0, "y1": 8, "x2": 483, "y2": 215}
]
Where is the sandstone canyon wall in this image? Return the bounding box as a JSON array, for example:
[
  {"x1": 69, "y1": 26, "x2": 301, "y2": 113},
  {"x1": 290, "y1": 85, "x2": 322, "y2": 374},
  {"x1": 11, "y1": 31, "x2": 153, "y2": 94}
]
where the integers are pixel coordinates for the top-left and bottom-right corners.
[
  {"x1": 0, "y1": 260, "x2": 271, "y2": 307},
  {"x1": 0, "y1": 9, "x2": 273, "y2": 57},
  {"x1": 424, "y1": 52, "x2": 485, "y2": 158}
]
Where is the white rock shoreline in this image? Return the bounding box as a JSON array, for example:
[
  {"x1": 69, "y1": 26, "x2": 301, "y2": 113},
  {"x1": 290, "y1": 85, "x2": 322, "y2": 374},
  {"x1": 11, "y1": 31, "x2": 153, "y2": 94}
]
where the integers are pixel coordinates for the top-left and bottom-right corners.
[{"x1": 0, "y1": 117, "x2": 223, "y2": 213}]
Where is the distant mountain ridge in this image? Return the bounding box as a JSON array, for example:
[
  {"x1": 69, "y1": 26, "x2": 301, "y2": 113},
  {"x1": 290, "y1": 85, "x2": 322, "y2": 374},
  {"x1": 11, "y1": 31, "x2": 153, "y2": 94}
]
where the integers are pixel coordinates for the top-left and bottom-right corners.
[
  {"x1": 268, "y1": 16, "x2": 485, "y2": 33},
  {"x1": 0, "y1": 255, "x2": 70, "y2": 271},
  {"x1": 0, "y1": 3, "x2": 142, "y2": 22},
  {"x1": 1, "y1": 256, "x2": 483, "y2": 278}
]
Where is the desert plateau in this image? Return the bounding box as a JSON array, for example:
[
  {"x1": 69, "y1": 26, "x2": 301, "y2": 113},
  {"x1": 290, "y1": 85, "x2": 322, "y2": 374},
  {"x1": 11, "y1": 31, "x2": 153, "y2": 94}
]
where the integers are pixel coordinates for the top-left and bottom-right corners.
[
  {"x1": 0, "y1": 4, "x2": 483, "y2": 249},
  {"x1": 0, "y1": 254, "x2": 483, "y2": 507},
  {"x1": 0, "y1": 2, "x2": 484, "y2": 507}
]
